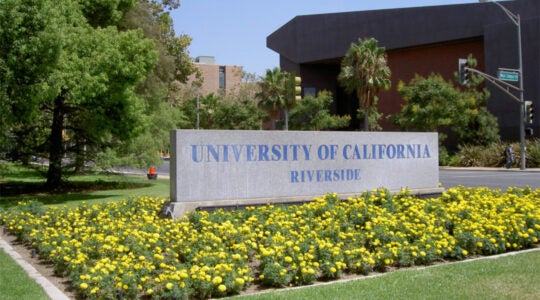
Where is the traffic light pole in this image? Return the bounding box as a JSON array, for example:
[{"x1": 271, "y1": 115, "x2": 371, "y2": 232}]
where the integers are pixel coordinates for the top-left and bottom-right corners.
[
  {"x1": 480, "y1": 0, "x2": 526, "y2": 170},
  {"x1": 462, "y1": 66, "x2": 526, "y2": 170},
  {"x1": 464, "y1": 68, "x2": 521, "y2": 103},
  {"x1": 516, "y1": 12, "x2": 526, "y2": 170}
]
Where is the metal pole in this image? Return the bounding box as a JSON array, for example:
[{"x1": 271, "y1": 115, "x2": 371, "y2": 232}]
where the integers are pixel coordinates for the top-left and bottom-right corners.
[
  {"x1": 196, "y1": 90, "x2": 200, "y2": 130},
  {"x1": 484, "y1": 0, "x2": 526, "y2": 169},
  {"x1": 517, "y1": 15, "x2": 526, "y2": 170}
]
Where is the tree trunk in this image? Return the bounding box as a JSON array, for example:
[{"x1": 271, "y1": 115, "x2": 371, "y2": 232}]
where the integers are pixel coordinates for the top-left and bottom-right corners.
[
  {"x1": 284, "y1": 109, "x2": 289, "y2": 131},
  {"x1": 73, "y1": 135, "x2": 86, "y2": 174},
  {"x1": 46, "y1": 90, "x2": 67, "y2": 189},
  {"x1": 363, "y1": 109, "x2": 369, "y2": 131}
]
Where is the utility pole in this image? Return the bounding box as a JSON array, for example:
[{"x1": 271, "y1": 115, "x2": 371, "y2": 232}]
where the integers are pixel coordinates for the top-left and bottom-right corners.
[{"x1": 479, "y1": 0, "x2": 526, "y2": 170}]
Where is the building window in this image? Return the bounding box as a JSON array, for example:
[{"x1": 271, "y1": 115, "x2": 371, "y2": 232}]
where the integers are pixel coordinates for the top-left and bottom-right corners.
[
  {"x1": 304, "y1": 87, "x2": 316, "y2": 97},
  {"x1": 219, "y1": 66, "x2": 225, "y2": 89}
]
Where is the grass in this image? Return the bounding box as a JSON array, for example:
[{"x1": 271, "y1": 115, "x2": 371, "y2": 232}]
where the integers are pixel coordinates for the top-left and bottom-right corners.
[
  {"x1": 0, "y1": 249, "x2": 50, "y2": 300},
  {"x1": 236, "y1": 250, "x2": 540, "y2": 300},
  {"x1": 0, "y1": 162, "x2": 170, "y2": 208}
]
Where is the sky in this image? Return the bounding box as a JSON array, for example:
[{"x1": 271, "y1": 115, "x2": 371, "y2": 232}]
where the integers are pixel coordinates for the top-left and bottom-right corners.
[{"x1": 170, "y1": 0, "x2": 481, "y2": 77}]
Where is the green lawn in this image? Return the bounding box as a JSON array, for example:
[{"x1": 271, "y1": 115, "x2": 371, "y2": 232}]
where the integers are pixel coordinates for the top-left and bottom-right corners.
[
  {"x1": 236, "y1": 250, "x2": 540, "y2": 300},
  {"x1": 1, "y1": 163, "x2": 170, "y2": 208},
  {"x1": 0, "y1": 249, "x2": 50, "y2": 300}
]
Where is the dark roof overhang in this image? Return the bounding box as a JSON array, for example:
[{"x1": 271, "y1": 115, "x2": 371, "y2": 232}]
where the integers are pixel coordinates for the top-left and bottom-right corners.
[{"x1": 267, "y1": 0, "x2": 535, "y2": 64}]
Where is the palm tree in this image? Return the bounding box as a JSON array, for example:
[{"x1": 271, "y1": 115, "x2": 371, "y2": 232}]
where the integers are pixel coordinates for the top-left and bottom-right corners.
[
  {"x1": 256, "y1": 67, "x2": 298, "y2": 130},
  {"x1": 338, "y1": 38, "x2": 391, "y2": 131}
]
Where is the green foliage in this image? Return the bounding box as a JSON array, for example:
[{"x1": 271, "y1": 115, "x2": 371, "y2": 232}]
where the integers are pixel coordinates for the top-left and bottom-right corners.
[
  {"x1": 390, "y1": 59, "x2": 500, "y2": 154},
  {"x1": 338, "y1": 37, "x2": 391, "y2": 131},
  {"x1": 289, "y1": 91, "x2": 350, "y2": 131},
  {"x1": 391, "y1": 74, "x2": 458, "y2": 137},
  {"x1": 95, "y1": 0, "x2": 198, "y2": 169},
  {"x1": 453, "y1": 139, "x2": 540, "y2": 168},
  {"x1": 526, "y1": 139, "x2": 540, "y2": 167},
  {"x1": 179, "y1": 94, "x2": 264, "y2": 130},
  {"x1": 453, "y1": 143, "x2": 507, "y2": 167},
  {"x1": 453, "y1": 55, "x2": 500, "y2": 146},
  {"x1": 0, "y1": 0, "x2": 160, "y2": 186},
  {"x1": 256, "y1": 67, "x2": 288, "y2": 113},
  {"x1": 256, "y1": 67, "x2": 301, "y2": 130},
  {"x1": 78, "y1": 0, "x2": 137, "y2": 28}
]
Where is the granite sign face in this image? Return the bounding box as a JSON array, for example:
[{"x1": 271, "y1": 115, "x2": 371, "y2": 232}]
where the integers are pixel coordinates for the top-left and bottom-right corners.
[{"x1": 166, "y1": 130, "x2": 440, "y2": 217}]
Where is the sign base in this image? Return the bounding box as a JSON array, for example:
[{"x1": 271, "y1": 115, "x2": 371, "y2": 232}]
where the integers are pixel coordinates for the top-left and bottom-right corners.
[{"x1": 162, "y1": 187, "x2": 444, "y2": 219}]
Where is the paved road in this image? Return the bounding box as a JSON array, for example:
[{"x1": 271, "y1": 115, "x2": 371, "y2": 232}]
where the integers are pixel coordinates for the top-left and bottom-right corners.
[
  {"x1": 440, "y1": 168, "x2": 540, "y2": 190},
  {"x1": 152, "y1": 161, "x2": 539, "y2": 190}
]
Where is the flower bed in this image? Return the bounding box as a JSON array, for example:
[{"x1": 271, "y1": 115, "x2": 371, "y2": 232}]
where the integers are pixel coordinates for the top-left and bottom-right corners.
[{"x1": 1, "y1": 186, "x2": 539, "y2": 299}]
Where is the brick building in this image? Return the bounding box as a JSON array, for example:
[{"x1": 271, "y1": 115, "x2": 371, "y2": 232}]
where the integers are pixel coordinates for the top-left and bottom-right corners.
[
  {"x1": 189, "y1": 56, "x2": 243, "y2": 95},
  {"x1": 267, "y1": 0, "x2": 539, "y2": 140}
]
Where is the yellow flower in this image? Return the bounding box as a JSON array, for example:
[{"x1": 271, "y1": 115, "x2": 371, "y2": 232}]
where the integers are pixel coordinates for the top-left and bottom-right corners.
[
  {"x1": 218, "y1": 284, "x2": 227, "y2": 292},
  {"x1": 80, "y1": 282, "x2": 88, "y2": 290},
  {"x1": 146, "y1": 288, "x2": 154, "y2": 295},
  {"x1": 212, "y1": 276, "x2": 223, "y2": 284},
  {"x1": 166, "y1": 282, "x2": 174, "y2": 290}
]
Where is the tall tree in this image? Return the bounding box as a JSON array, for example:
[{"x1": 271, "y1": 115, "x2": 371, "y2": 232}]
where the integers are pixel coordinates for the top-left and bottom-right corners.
[
  {"x1": 97, "y1": 0, "x2": 199, "y2": 169},
  {"x1": 0, "y1": 0, "x2": 157, "y2": 188},
  {"x1": 338, "y1": 38, "x2": 391, "y2": 131},
  {"x1": 256, "y1": 67, "x2": 299, "y2": 130},
  {"x1": 256, "y1": 67, "x2": 287, "y2": 127}
]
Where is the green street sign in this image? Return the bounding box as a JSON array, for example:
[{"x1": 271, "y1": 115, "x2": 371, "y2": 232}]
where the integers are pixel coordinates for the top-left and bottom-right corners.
[{"x1": 498, "y1": 71, "x2": 519, "y2": 82}]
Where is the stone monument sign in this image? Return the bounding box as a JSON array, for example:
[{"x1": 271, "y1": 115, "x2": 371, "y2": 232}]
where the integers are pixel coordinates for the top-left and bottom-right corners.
[{"x1": 165, "y1": 130, "x2": 440, "y2": 217}]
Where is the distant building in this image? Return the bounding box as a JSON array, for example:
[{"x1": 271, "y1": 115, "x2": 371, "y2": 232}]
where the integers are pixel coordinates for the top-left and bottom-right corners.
[
  {"x1": 267, "y1": 0, "x2": 539, "y2": 140},
  {"x1": 188, "y1": 56, "x2": 243, "y2": 95}
]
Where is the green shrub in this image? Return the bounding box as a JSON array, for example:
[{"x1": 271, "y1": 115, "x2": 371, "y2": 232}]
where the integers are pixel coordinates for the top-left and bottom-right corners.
[
  {"x1": 525, "y1": 139, "x2": 540, "y2": 168},
  {"x1": 455, "y1": 143, "x2": 505, "y2": 167},
  {"x1": 452, "y1": 139, "x2": 540, "y2": 168}
]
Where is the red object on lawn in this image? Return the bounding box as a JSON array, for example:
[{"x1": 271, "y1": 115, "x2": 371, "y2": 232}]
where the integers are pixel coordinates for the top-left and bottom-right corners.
[{"x1": 147, "y1": 166, "x2": 157, "y2": 179}]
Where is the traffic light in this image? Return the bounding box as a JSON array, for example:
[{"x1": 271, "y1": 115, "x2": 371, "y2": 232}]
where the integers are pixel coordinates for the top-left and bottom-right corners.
[
  {"x1": 458, "y1": 58, "x2": 469, "y2": 85},
  {"x1": 525, "y1": 100, "x2": 534, "y2": 124},
  {"x1": 294, "y1": 76, "x2": 302, "y2": 101}
]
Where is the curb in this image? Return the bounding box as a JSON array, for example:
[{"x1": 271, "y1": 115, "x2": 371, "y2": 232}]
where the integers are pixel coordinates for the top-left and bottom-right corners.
[
  {"x1": 440, "y1": 166, "x2": 540, "y2": 172},
  {"x1": 0, "y1": 234, "x2": 71, "y2": 300}
]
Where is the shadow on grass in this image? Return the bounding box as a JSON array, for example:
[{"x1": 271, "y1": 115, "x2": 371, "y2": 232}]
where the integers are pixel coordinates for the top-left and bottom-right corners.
[{"x1": 0, "y1": 179, "x2": 152, "y2": 208}]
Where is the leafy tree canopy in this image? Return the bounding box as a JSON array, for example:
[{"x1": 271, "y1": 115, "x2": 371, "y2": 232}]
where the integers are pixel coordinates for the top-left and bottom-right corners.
[
  {"x1": 289, "y1": 91, "x2": 350, "y2": 131},
  {"x1": 338, "y1": 37, "x2": 391, "y2": 131},
  {"x1": 390, "y1": 56, "x2": 499, "y2": 151},
  {"x1": 0, "y1": 0, "x2": 158, "y2": 187}
]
